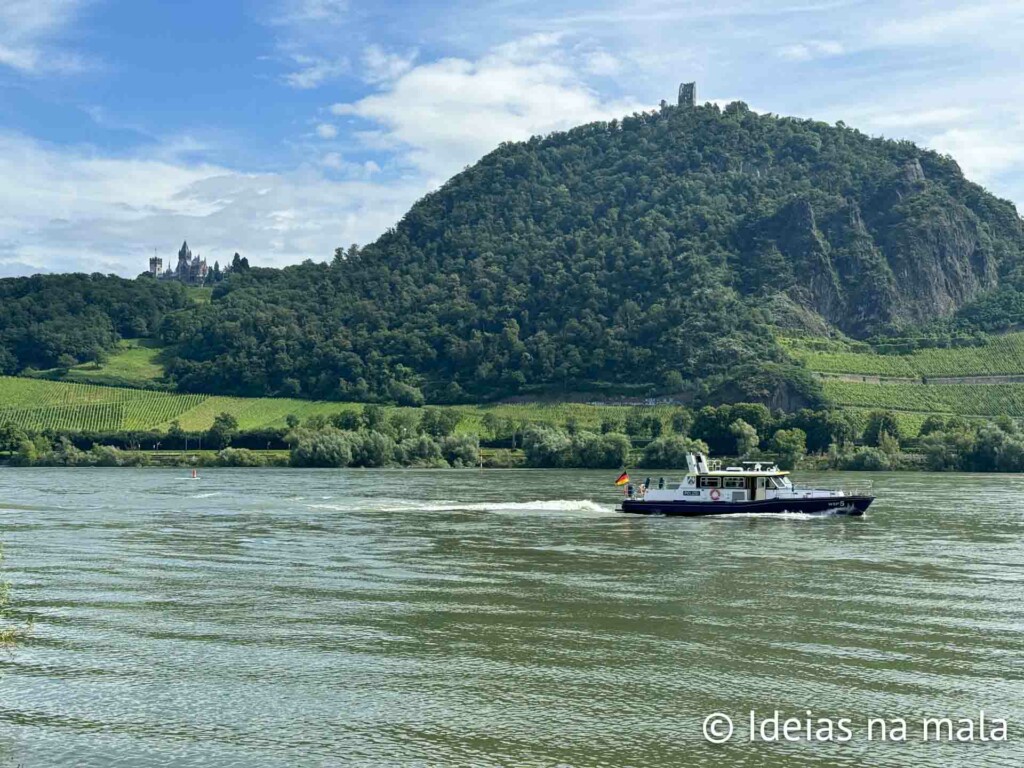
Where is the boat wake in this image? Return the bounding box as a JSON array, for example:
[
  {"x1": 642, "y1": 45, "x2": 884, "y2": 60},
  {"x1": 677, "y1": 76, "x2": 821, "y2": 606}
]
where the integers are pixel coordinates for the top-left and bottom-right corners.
[
  {"x1": 369, "y1": 499, "x2": 612, "y2": 515},
  {"x1": 704, "y1": 509, "x2": 854, "y2": 520}
]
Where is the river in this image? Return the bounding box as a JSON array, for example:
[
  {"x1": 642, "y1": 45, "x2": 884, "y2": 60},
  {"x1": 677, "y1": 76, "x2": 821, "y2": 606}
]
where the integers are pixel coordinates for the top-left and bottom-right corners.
[{"x1": 0, "y1": 468, "x2": 1022, "y2": 767}]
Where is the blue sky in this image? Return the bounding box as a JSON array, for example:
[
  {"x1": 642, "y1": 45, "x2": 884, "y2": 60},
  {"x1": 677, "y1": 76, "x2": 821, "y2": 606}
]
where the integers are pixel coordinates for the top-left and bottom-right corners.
[{"x1": 1, "y1": 0, "x2": 1022, "y2": 275}]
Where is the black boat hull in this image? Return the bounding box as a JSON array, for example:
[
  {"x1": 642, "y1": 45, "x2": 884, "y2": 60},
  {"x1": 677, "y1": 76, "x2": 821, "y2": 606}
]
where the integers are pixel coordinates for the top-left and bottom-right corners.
[{"x1": 619, "y1": 495, "x2": 874, "y2": 517}]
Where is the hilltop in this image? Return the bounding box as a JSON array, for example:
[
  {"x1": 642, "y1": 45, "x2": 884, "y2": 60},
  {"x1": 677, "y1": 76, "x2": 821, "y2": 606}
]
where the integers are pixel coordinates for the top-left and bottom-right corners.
[{"x1": 2, "y1": 101, "x2": 1023, "y2": 410}]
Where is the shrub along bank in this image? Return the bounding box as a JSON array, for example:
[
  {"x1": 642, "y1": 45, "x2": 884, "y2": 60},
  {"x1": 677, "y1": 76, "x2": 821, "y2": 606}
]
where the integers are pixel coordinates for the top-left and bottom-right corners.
[{"x1": 2, "y1": 401, "x2": 1024, "y2": 472}]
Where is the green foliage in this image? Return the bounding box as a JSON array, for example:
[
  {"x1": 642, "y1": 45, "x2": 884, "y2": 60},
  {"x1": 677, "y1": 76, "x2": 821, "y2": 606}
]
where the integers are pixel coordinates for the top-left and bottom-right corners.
[
  {"x1": 730, "y1": 419, "x2": 759, "y2": 458},
  {"x1": 419, "y1": 408, "x2": 461, "y2": 438},
  {"x1": 396, "y1": 434, "x2": 446, "y2": 467},
  {"x1": 692, "y1": 403, "x2": 771, "y2": 455},
  {"x1": 838, "y1": 447, "x2": 893, "y2": 471},
  {"x1": 138, "y1": 103, "x2": 1023, "y2": 403},
  {"x1": 440, "y1": 434, "x2": 481, "y2": 467},
  {"x1": 0, "y1": 273, "x2": 188, "y2": 371},
  {"x1": 288, "y1": 427, "x2": 357, "y2": 467},
  {"x1": 669, "y1": 408, "x2": 693, "y2": 435},
  {"x1": 522, "y1": 426, "x2": 632, "y2": 468},
  {"x1": 797, "y1": 332, "x2": 1024, "y2": 378},
  {"x1": 862, "y1": 410, "x2": 903, "y2": 447},
  {"x1": 770, "y1": 428, "x2": 807, "y2": 470},
  {"x1": 0, "y1": 421, "x2": 26, "y2": 455},
  {"x1": 207, "y1": 412, "x2": 240, "y2": 449},
  {"x1": 641, "y1": 435, "x2": 711, "y2": 469},
  {"x1": 353, "y1": 430, "x2": 396, "y2": 467},
  {"x1": 216, "y1": 447, "x2": 267, "y2": 467}
]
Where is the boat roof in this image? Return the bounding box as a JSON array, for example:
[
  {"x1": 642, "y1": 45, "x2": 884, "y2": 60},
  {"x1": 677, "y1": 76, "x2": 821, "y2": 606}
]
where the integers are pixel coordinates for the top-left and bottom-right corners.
[{"x1": 698, "y1": 470, "x2": 790, "y2": 477}]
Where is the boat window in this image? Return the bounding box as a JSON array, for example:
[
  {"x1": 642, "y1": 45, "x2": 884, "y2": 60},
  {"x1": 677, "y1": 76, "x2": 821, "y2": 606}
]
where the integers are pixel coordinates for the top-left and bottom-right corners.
[
  {"x1": 768, "y1": 477, "x2": 785, "y2": 489},
  {"x1": 699, "y1": 477, "x2": 721, "y2": 488},
  {"x1": 723, "y1": 477, "x2": 746, "y2": 489}
]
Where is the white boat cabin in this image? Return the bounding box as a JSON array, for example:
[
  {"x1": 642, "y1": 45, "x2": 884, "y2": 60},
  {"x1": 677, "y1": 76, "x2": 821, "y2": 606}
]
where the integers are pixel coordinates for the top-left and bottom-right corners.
[{"x1": 636, "y1": 453, "x2": 844, "y2": 503}]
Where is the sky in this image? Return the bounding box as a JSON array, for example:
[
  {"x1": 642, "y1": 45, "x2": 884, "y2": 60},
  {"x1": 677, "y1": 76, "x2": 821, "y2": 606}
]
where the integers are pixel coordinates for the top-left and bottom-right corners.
[{"x1": 0, "y1": 0, "x2": 1022, "y2": 276}]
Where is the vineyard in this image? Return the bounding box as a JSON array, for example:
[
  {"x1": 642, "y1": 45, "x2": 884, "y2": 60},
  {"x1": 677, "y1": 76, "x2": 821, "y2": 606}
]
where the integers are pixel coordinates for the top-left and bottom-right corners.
[
  {"x1": 822, "y1": 380, "x2": 1024, "y2": 420},
  {"x1": 0, "y1": 377, "x2": 677, "y2": 435},
  {"x1": 794, "y1": 333, "x2": 1024, "y2": 378}
]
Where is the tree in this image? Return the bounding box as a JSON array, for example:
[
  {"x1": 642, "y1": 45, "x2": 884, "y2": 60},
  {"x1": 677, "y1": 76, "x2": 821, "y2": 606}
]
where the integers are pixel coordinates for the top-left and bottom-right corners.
[
  {"x1": 168, "y1": 420, "x2": 185, "y2": 446},
  {"x1": 441, "y1": 434, "x2": 480, "y2": 467},
  {"x1": 285, "y1": 414, "x2": 300, "y2": 430},
  {"x1": 353, "y1": 431, "x2": 395, "y2": 467},
  {"x1": 600, "y1": 415, "x2": 623, "y2": 434},
  {"x1": 919, "y1": 415, "x2": 947, "y2": 437},
  {"x1": 770, "y1": 428, "x2": 806, "y2": 470},
  {"x1": 420, "y1": 408, "x2": 460, "y2": 438},
  {"x1": 361, "y1": 404, "x2": 387, "y2": 432},
  {"x1": 670, "y1": 408, "x2": 693, "y2": 436},
  {"x1": 863, "y1": 411, "x2": 902, "y2": 448},
  {"x1": 730, "y1": 419, "x2": 759, "y2": 457},
  {"x1": 207, "y1": 412, "x2": 239, "y2": 449},
  {"x1": 0, "y1": 421, "x2": 26, "y2": 457},
  {"x1": 289, "y1": 428, "x2": 356, "y2": 467},
  {"x1": 330, "y1": 411, "x2": 362, "y2": 431},
  {"x1": 642, "y1": 435, "x2": 710, "y2": 469}
]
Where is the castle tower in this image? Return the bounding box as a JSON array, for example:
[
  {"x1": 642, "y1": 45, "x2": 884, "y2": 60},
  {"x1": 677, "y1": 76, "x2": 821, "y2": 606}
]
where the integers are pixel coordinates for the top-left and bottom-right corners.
[
  {"x1": 149, "y1": 256, "x2": 163, "y2": 276},
  {"x1": 678, "y1": 81, "x2": 697, "y2": 108}
]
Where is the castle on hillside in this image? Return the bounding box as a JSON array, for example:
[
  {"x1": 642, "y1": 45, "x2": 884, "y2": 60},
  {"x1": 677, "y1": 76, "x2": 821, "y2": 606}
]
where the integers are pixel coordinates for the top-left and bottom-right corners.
[
  {"x1": 678, "y1": 82, "x2": 697, "y2": 108},
  {"x1": 148, "y1": 241, "x2": 209, "y2": 285}
]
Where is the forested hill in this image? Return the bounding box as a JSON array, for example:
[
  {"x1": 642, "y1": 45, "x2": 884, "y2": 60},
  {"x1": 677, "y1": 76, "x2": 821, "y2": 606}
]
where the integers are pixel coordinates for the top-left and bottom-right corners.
[{"x1": 5, "y1": 101, "x2": 1024, "y2": 405}]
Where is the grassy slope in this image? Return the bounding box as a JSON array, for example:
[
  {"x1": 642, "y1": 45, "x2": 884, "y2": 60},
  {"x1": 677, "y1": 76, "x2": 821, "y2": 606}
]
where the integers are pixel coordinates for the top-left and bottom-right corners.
[
  {"x1": 0, "y1": 376, "x2": 675, "y2": 434},
  {"x1": 791, "y1": 333, "x2": 1024, "y2": 377},
  {"x1": 62, "y1": 339, "x2": 169, "y2": 388},
  {"x1": 789, "y1": 332, "x2": 1024, "y2": 435}
]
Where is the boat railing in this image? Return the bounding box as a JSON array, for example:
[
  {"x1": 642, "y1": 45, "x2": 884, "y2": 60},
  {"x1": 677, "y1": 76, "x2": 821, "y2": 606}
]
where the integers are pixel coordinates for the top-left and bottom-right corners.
[{"x1": 790, "y1": 480, "x2": 874, "y2": 497}]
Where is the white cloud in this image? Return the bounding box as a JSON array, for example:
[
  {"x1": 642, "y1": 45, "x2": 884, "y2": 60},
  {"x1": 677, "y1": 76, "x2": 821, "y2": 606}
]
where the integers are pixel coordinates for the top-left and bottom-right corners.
[
  {"x1": 926, "y1": 127, "x2": 1024, "y2": 185},
  {"x1": 321, "y1": 151, "x2": 343, "y2": 169},
  {"x1": 867, "y1": 107, "x2": 975, "y2": 129},
  {"x1": 776, "y1": 40, "x2": 844, "y2": 62},
  {"x1": 272, "y1": 0, "x2": 348, "y2": 26},
  {"x1": 331, "y1": 34, "x2": 642, "y2": 180},
  {"x1": 282, "y1": 54, "x2": 348, "y2": 89},
  {"x1": 362, "y1": 44, "x2": 417, "y2": 84},
  {"x1": 315, "y1": 123, "x2": 338, "y2": 139},
  {"x1": 584, "y1": 50, "x2": 620, "y2": 76},
  {"x1": 0, "y1": 134, "x2": 426, "y2": 275},
  {"x1": 0, "y1": 0, "x2": 91, "y2": 74},
  {"x1": 870, "y1": 2, "x2": 1023, "y2": 48}
]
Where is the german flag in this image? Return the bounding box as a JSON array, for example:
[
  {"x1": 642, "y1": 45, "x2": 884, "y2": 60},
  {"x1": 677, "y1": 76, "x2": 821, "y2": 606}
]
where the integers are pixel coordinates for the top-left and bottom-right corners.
[{"x1": 614, "y1": 471, "x2": 630, "y2": 486}]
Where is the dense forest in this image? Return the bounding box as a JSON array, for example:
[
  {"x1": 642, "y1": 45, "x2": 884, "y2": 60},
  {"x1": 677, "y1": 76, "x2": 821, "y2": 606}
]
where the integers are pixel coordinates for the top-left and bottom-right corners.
[
  {"x1": 0, "y1": 275, "x2": 188, "y2": 373},
  {"x1": 1, "y1": 102, "x2": 1022, "y2": 405}
]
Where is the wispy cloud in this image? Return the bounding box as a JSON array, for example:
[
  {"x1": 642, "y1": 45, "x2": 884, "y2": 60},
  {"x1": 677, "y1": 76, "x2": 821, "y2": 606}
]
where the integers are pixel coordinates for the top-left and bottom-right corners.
[
  {"x1": 332, "y1": 34, "x2": 641, "y2": 180},
  {"x1": 776, "y1": 40, "x2": 843, "y2": 61},
  {"x1": 0, "y1": 0, "x2": 92, "y2": 74},
  {"x1": 269, "y1": 0, "x2": 352, "y2": 88},
  {"x1": 282, "y1": 54, "x2": 349, "y2": 89},
  {"x1": 272, "y1": 0, "x2": 348, "y2": 26},
  {"x1": 362, "y1": 44, "x2": 417, "y2": 84},
  {"x1": 0, "y1": 133, "x2": 425, "y2": 274}
]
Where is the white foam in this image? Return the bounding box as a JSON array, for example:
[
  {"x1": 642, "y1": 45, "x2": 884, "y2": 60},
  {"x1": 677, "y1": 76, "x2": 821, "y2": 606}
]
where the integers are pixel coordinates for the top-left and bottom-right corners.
[{"x1": 368, "y1": 499, "x2": 613, "y2": 515}]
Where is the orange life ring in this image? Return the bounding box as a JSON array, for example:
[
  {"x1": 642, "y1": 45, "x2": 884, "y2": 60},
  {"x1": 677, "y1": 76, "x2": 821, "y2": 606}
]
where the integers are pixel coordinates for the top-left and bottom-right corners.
[{"x1": 710, "y1": 489, "x2": 721, "y2": 501}]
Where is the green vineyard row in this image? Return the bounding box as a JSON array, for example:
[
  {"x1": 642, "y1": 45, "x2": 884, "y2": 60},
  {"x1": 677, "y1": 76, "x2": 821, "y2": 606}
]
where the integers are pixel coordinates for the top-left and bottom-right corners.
[
  {"x1": 0, "y1": 376, "x2": 677, "y2": 434},
  {"x1": 822, "y1": 380, "x2": 1024, "y2": 419},
  {"x1": 796, "y1": 333, "x2": 1024, "y2": 378}
]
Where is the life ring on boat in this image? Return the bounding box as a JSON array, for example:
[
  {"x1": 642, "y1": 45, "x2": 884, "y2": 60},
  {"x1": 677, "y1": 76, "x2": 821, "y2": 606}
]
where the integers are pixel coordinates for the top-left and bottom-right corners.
[{"x1": 710, "y1": 489, "x2": 721, "y2": 501}]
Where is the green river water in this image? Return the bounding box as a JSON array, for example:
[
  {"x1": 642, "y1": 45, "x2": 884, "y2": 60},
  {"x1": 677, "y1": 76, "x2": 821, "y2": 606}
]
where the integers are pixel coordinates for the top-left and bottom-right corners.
[{"x1": 0, "y1": 468, "x2": 1022, "y2": 767}]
